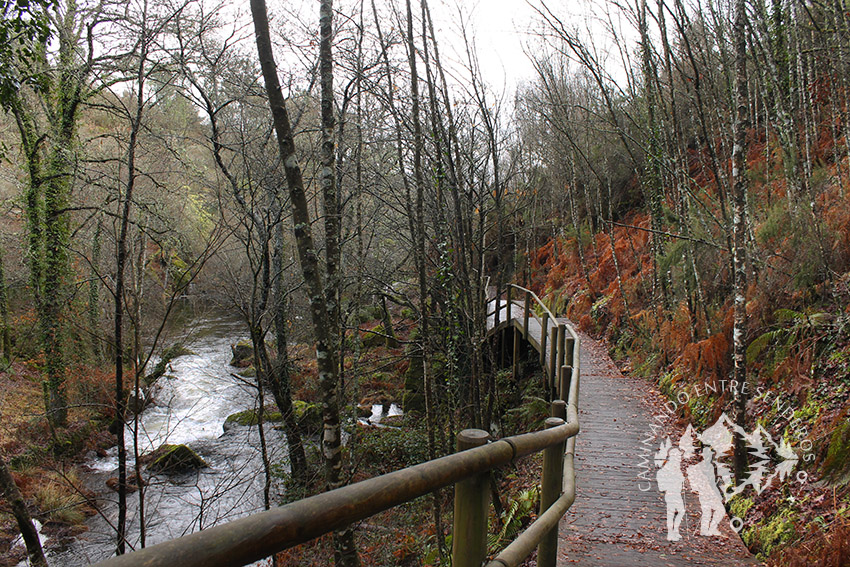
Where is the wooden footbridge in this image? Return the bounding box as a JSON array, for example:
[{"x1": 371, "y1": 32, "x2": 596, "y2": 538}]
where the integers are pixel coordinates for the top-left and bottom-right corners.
[{"x1": 91, "y1": 284, "x2": 757, "y2": 566}]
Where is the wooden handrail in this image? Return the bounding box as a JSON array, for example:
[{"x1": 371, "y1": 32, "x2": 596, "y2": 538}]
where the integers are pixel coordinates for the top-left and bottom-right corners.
[
  {"x1": 91, "y1": 405, "x2": 579, "y2": 567},
  {"x1": 486, "y1": 283, "x2": 557, "y2": 324}
]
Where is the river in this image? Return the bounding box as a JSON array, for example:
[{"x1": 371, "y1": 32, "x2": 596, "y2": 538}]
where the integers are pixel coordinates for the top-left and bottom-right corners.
[{"x1": 50, "y1": 312, "x2": 286, "y2": 566}]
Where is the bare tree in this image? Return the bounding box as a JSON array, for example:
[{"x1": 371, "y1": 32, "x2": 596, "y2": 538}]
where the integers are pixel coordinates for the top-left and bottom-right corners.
[{"x1": 250, "y1": 1, "x2": 358, "y2": 564}]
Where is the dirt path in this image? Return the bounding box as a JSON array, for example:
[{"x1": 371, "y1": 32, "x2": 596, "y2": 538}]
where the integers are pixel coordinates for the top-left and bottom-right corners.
[{"x1": 557, "y1": 333, "x2": 760, "y2": 566}]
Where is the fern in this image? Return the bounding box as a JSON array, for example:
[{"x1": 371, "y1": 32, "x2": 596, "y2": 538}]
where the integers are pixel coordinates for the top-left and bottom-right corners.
[
  {"x1": 488, "y1": 488, "x2": 539, "y2": 554},
  {"x1": 746, "y1": 309, "x2": 832, "y2": 366}
]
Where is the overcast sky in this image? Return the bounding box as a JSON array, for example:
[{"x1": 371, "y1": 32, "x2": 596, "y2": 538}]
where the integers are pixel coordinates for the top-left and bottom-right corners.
[
  {"x1": 431, "y1": 0, "x2": 542, "y2": 95},
  {"x1": 425, "y1": 0, "x2": 629, "y2": 98}
]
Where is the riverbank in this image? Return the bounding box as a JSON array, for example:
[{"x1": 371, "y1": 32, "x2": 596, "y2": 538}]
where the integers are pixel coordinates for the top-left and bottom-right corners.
[{"x1": 0, "y1": 360, "x2": 114, "y2": 566}]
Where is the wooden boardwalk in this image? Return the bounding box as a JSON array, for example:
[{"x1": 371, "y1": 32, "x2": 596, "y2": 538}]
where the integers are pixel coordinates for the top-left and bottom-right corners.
[
  {"x1": 485, "y1": 289, "x2": 759, "y2": 566},
  {"x1": 556, "y1": 332, "x2": 759, "y2": 566}
]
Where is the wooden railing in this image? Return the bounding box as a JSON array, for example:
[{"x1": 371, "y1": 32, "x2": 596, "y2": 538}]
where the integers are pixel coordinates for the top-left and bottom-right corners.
[{"x1": 92, "y1": 285, "x2": 580, "y2": 567}]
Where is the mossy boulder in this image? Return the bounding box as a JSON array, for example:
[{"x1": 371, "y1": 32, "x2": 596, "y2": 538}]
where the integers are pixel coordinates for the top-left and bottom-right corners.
[
  {"x1": 223, "y1": 408, "x2": 283, "y2": 432},
  {"x1": 293, "y1": 400, "x2": 322, "y2": 436},
  {"x1": 229, "y1": 340, "x2": 254, "y2": 367},
  {"x1": 224, "y1": 402, "x2": 321, "y2": 435},
  {"x1": 238, "y1": 366, "x2": 257, "y2": 378},
  {"x1": 356, "y1": 305, "x2": 384, "y2": 324},
  {"x1": 145, "y1": 343, "x2": 195, "y2": 385},
  {"x1": 362, "y1": 325, "x2": 398, "y2": 349},
  {"x1": 148, "y1": 444, "x2": 208, "y2": 474}
]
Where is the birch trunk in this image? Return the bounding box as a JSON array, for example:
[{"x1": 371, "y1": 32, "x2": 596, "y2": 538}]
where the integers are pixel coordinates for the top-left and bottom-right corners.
[{"x1": 731, "y1": 0, "x2": 750, "y2": 483}]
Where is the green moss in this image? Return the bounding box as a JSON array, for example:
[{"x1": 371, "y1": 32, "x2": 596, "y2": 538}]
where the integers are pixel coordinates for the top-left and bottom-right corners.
[
  {"x1": 357, "y1": 305, "x2": 385, "y2": 324},
  {"x1": 742, "y1": 506, "x2": 796, "y2": 559},
  {"x1": 149, "y1": 444, "x2": 208, "y2": 473},
  {"x1": 793, "y1": 396, "x2": 823, "y2": 424},
  {"x1": 823, "y1": 420, "x2": 850, "y2": 482},
  {"x1": 224, "y1": 408, "x2": 283, "y2": 430},
  {"x1": 728, "y1": 495, "x2": 754, "y2": 519},
  {"x1": 362, "y1": 324, "x2": 389, "y2": 349},
  {"x1": 292, "y1": 400, "x2": 322, "y2": 435},
  {"x1": 404, "y1": 354, "x2": 424, "y2": 392}
]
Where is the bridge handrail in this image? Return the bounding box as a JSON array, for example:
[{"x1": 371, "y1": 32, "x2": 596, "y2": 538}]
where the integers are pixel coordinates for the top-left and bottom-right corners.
[{"x1": 487, "y1": 283, "x2": 557, "y2": 324}]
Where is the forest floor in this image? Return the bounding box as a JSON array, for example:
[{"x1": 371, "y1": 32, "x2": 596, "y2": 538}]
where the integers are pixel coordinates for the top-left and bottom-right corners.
[{"x1": 558, "y1": 331, "x2": 760, "y2": 566}]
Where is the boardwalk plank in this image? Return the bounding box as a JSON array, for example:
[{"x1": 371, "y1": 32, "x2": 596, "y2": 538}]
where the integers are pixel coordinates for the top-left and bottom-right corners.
[
  {"x1": 556, "y1": 332, "x2": 759, "y2": 566},
  {"x1": 485, "y1": 300, "x2": 760, "y2": 566}
]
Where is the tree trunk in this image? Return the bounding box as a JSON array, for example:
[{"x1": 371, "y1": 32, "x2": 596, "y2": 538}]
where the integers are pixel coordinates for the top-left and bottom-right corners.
[
  {"x1": 250, "y1": 2, "x2": 357, "y2": 565},
  {"x1": 272, "y1": 224, "x2": 307, "y2": 485},
  {"x1": 0, "y1": 453, "x2": 48, "y2": 567},
  {"x1": 0, "y1": 247, "x2": 10, "y2": 361},
  {"x1": 731, "y1": 0, "x2": 750, "y2": 483}
]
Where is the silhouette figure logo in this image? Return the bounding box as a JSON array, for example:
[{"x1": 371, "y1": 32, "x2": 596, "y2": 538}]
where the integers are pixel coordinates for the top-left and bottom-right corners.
[{"x1": 654, "y1": 412, "x2": 803, "y2": 540}]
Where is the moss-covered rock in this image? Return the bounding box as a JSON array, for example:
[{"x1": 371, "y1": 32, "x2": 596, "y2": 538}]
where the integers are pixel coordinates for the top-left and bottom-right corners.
[
  {"x1": 223, "y1": 408, "x2": 283, "y2": 432},
  {"x1": 293, "y1": 400, "x2": 322, "y2": 436},
  {"x1": 145, "y1": 343, "x2": 195, "y2": 385},
  {"x1": 362, "y1": 324, "x2": 399, "y2": 349},
  {"x1": 148, "y1": 444, "x2": 208, "y2": 474},
  {"x1": 357, "y1": 305, "x2": 385, "y2": 324},
  {"x1": 229, "y1": 340, "x2": 254, "y2": 367},
  {"x1": 238, "y1": 366, "x2": 257, "y2": 378}
]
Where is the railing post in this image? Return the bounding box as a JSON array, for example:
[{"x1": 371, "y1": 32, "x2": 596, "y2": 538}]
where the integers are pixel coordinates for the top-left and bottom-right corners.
[
  {"x1": 551, "y1": 399, "x2": 566, "y2": 420},
  {"x1": 452, "y1": 429, "x2": 491, "y2": 567},
  {"x1": 537, "y1": 415, "x2": 567, "y2": 567},
  {"x1": 540, "y1": 312, "x2": 549, "y2": 369},
  {"x1": 565, "y1": 336, "x2": 575, "y2": 368},
  {"x1": 523, "y1": 291, "x2": 531, "y2": 338},
  {"x1": 556, "y1": 324, "x2": 566, "y2": 377},
  {"x1": 548, "y1": 327, "x2": 557, "y2": 397},
  {"x1": 559, "y1": 365, "x2": 572, "y2": 403},
  {"x1": 512, "y1": 327, "x2": 520, "y2": 378},
  {"x1": 506, "y1": 285, "x2": 513, "y2": 314},
  {"x1": 494, "y1": 287, "x2": 502, "y2": 366}
]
